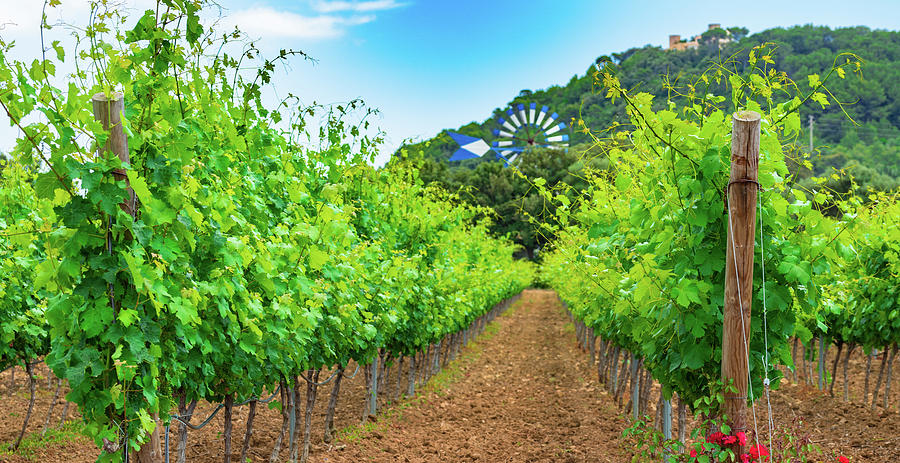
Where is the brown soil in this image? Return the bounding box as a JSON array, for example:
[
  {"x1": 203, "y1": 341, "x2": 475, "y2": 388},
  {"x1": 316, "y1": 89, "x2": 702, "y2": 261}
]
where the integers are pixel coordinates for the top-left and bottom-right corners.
[
  {"x1": 1, "y1": 290, "x2": 898, "y2": 462},
  {"x1": 768, "y1": 343, "x2": 900, "y2": 462},
  {"x1": 318, "y1": 289, "x2": 629, "y2": 463}
]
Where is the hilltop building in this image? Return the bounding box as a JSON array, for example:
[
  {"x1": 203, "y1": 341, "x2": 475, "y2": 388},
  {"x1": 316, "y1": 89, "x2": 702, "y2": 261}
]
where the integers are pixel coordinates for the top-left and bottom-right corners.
[{"x1": 668, "y1": 23, "x2": 732, "y2": 50}]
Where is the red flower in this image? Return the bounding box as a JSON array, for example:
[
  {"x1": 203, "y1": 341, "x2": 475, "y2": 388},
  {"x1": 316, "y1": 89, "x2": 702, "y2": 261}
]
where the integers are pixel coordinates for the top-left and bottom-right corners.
[
  {"x1": 749, "y1": 444, "x2": 770, "y2": 461},
  {"x1": 690, "y1": 449, "x2": 698, "y2": 458},
  {"x1": 741, "y1": 454, "x2": 751, "y2": 463},
  {"x1": 838, "y1": 457, "x2": 850, "y2": 463},
  {"x1": 736, "y1": 431, "x2": 747, "y2": 446},
  {"x1": 722, "y1": 435, "x2": 737, "y2": 445},
  {"x1": 706, "y1": 431, "x2": 725, "y2": 444}
]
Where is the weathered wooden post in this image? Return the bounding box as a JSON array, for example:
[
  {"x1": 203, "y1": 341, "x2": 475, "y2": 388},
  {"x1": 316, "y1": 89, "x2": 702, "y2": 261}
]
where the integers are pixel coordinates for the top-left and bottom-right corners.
[
  {"x1": 721, "y1": 110, "x2": 760, "y2": 458},
  {"x1": 92, "y1": 93, "x2": 136, "y2": 216},
  {"x1": 92, "y1": 92, "x2": 160, "y2": 463}
]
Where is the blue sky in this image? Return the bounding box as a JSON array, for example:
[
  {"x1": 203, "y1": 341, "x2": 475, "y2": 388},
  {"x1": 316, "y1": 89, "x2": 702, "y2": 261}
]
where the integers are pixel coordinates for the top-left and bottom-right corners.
[
  {"x1": 215, "y1": 0, "x2": 900, "y2": 164},
  {"x1": 1, "y1": 0, "x2": 899, "y2": 164}
]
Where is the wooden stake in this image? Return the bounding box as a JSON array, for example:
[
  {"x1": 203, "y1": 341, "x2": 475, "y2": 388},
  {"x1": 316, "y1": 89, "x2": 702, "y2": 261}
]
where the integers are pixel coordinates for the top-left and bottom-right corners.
[
  {"x1": 369, "y1": 360, "x2": 379, "y2": 417},
  {"x1": 842, "y1": 344, "x2": 855, "y2": 402},
  {"x1": 407, "y1": 354, "x2": 417, "y2": 397},
  {"x1": 721, "y1": 110, "x2": 760, "y2": 457},
  {"x1": 91, "y1": 93, "x2": 135, "y2": 217},
  {"x1": 93, "y1": 92, "x2": 162, "y2": 463}
]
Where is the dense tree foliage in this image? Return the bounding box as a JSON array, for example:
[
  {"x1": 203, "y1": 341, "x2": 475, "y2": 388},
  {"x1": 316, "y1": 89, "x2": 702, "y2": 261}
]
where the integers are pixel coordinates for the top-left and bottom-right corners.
[
  {"x1": 405, "y1": 25, "x2": 900, "y2": 224},
  {"x1": 402, "y1": 25, "x2": 900, "y2": 256},
  {"x1": 407, "y1": 144, "x2": 604, "y2": 258}
]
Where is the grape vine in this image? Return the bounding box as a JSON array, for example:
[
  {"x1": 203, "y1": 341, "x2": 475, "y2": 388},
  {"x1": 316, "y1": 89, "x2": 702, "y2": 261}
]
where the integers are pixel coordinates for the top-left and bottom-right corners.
[{"x1": 0, "y1": 1, "x2": 533, "y2": 460}]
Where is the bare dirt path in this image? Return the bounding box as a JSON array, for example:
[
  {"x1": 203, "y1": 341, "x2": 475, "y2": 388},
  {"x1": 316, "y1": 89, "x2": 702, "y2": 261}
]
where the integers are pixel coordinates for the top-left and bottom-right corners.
[{"x1": 320, "y1": 288, "x2": 628, "y2": 463}]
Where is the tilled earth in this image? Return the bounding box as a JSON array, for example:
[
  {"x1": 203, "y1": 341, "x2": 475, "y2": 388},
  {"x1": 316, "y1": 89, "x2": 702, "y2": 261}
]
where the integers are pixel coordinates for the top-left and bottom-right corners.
[
  {"x1": 1, "y1": 289, "x2": 898, "y2": 462},
  {"x1": 317, "y1": 289, "x2": 628, "y2": 463}
]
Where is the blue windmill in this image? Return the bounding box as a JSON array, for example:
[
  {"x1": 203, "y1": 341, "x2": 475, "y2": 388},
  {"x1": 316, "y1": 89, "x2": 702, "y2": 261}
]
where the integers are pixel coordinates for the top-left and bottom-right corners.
[{"x1": 447, "y1": 102, "x2": 569, "y2": 166}]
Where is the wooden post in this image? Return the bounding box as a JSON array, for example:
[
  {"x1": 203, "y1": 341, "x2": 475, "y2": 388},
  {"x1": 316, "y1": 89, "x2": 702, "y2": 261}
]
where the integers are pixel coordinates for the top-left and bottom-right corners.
[
  {"x1": 721, "y1": 111, "x2": 760, "y2": 458},
  {"x1": 92, "y1": 93, "x2": 160, "y2": 463},
  {"x1": 92, "y1": 93, "x2": 136, "y2": 216}
]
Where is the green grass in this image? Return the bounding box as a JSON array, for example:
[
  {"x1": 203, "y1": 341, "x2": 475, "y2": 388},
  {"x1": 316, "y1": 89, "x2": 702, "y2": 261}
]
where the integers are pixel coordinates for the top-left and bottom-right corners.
[{"x1": 0, "y1": 421, "x2": 87, "y2": 461}]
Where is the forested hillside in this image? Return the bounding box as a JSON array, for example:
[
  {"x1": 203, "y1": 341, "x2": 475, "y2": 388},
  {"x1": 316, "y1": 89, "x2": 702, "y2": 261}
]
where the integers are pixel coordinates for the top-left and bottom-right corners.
[
  {"x1": 396, "y1": 24, "x2": 899, "y2": 256},
  {"x1": 403, "y1": 24, "x2": 900, "y2": 188}
]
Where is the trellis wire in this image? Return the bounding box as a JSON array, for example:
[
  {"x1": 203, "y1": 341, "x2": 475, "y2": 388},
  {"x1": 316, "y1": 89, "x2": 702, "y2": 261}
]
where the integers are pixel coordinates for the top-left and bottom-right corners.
[
  {"x1": 171, "y1": 403, "x2": 224, "y2": 431},
  {"x1": 343, "y1": 362, "x2": 361, "y2": 379},
  {"x1": 170, "y1": 384, "x2": 282, "y2": 431},
  {"x1": 758, "y1": 186, "x2": 776, "y2": 448},
  {"x1": 299, "y1": 367, "x2": 340, "y2": 386}
]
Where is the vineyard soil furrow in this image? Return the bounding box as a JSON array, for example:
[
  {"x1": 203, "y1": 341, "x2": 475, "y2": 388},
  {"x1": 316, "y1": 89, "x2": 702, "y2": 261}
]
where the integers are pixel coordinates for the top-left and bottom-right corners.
[{"x1": 317, "y1": 289, "x2": 629, "y2": 463}]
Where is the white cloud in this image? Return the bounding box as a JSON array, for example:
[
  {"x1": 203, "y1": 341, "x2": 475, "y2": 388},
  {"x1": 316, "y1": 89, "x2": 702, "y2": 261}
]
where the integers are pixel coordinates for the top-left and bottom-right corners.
[
  {"x1": 224, "y1": 6, "x2": 374, "y2": 40},
  {"x1": 311, "y1": 0, "x2": 407, "y2": 13}
]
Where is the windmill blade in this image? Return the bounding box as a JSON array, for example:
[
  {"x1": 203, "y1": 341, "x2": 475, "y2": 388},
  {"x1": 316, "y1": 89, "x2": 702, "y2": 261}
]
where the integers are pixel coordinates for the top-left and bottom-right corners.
[
  {"x1": 528, "y1": 103, "x2": 537, "y2": 125},
  {"x1": 498, "y1": 117, "x2": 516, "y2": 133},
  {"x1": 493, "y1": 128, "x2": 516, "y2": 138},
  {"x1": 492, "y1": 140, "x2": 514, "y2": 147},
  {"x1": 541, "y1": 112, "x2": 559, "y2": 130},
  {"x1": 535, "y1": 105, "x2": 549, "y2": 127},
  {"x1": 537, "y1": 140, "x2": 568, "y2": 149},
  {"x1": 447, "y1": 131, "x2": 491, "y2": 161},
  {"x1": 545, "y1": 122, "x2": 567, "y2": 136},
  {"x1": 449, "y1": 149, "x2": 481, "y2": 161},
  {"x1": 506, "y1": 108, "x2": 522, "y2": 128},
  {"x1": 517, "y1": 104, "x2": 528, "y2": 127},
  {"x1": 545, "y1": 134, "x2": 569, "y2": 143}
]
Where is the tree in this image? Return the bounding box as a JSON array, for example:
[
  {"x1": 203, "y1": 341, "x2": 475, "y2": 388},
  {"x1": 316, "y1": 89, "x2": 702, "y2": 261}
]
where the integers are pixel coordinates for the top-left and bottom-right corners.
[
  {"x1": 417, "y1": 144, "x2": 601, "y2": 258},
  {"x1": 728, "y1": 26, "x2": 749, "y2": 40},
  {"x1": 700, "y1": 27, "x2": 728, "y2": 45}
]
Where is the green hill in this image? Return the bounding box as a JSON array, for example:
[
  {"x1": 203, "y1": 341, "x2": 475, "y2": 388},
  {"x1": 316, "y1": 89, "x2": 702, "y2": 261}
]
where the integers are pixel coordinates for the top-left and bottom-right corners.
[
  {"x1": 396, "y1": 24, "x2": 900, "y2": 257},
  {"x1": 401, "y1": 24, "x2": 900, "y2": 188}
]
